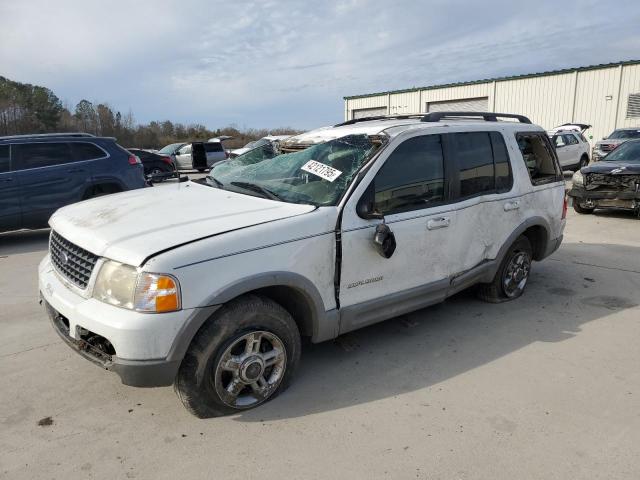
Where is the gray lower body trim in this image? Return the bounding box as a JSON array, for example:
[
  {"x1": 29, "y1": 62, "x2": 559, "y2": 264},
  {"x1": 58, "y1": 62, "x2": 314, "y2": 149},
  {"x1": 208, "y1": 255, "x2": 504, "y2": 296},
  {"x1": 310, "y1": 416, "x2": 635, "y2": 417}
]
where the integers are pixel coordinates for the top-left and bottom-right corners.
[{"x1": 338, "y1": 278, "x2": 450, "y2": 335}]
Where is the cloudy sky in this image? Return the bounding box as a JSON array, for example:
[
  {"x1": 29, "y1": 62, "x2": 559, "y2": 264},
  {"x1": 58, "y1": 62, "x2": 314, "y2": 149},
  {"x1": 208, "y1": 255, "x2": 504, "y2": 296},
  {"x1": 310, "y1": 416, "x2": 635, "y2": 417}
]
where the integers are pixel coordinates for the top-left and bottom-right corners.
[{"x1": 2, "y1": 0, "x2": 640, "y2": 130}]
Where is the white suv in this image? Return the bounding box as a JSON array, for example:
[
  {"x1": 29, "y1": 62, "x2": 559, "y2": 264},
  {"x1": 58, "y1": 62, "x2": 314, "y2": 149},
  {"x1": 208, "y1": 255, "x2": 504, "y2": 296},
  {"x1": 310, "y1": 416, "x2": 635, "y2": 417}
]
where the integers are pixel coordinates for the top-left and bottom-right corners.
[{"x1": 39, "y1": 112, "x2": 566, "y2": 417}]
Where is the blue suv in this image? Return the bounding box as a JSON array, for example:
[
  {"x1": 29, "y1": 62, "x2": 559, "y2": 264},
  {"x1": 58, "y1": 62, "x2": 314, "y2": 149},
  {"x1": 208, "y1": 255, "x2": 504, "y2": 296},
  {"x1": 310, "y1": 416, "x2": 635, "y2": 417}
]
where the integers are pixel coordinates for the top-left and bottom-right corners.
[{"x1": 0, "y1": 133, "x2": 146, "y2": 232}]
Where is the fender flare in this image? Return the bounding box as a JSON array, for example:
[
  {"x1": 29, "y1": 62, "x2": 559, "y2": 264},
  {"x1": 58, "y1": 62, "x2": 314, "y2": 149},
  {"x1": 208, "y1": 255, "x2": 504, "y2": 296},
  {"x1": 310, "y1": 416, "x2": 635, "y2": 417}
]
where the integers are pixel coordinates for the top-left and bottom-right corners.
[
  {"x1": 165, "y1": 272, "x2": 335, "y2": 363},
  {"x1": 486, "y1": 216, "x2": 552, "y2": 281}
]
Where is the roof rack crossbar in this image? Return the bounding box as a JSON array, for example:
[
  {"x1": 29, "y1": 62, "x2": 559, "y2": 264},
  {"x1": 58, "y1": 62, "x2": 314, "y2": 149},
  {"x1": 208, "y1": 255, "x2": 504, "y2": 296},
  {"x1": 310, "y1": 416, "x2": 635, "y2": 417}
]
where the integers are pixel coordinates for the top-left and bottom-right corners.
[
  {"x1": 0, "y1": 132, "x2": 95, "y2": 141},
  {"x1": 420, "y1": 111, "x2": 531, "y2": 124},
  {"x1": 334, "y1": 114, "x2": 425, "y2": 127}
]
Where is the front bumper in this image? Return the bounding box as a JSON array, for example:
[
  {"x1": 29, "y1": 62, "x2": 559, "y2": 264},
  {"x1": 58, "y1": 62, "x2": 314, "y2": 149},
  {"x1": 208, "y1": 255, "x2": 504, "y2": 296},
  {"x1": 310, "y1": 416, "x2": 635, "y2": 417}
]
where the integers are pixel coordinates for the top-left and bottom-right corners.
[
  {"x1": 568, "y1": 186, "x2": 640, "y2": 209},
  {"x1": 39, "y1": 255, "x2": 193, "y2": 387}
]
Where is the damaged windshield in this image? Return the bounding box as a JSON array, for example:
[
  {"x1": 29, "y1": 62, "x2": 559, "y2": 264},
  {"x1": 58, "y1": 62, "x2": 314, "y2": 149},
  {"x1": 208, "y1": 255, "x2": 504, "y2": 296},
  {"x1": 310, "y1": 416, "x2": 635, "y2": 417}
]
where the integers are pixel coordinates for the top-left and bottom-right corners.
[{"x1": 207, "y1": 134, "x2": 380, "y2": 205}]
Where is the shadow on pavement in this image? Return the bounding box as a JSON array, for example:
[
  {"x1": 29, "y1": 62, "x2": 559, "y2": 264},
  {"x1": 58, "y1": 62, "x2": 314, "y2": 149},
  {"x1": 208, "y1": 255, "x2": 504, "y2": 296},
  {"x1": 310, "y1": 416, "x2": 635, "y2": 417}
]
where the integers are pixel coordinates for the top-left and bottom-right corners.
[
  {"x1": 232, "y1": 241, "x2": 639, "y2": 422},
  {"x1": 0, "y1": 229, "x2": 50, "y2": 256}
]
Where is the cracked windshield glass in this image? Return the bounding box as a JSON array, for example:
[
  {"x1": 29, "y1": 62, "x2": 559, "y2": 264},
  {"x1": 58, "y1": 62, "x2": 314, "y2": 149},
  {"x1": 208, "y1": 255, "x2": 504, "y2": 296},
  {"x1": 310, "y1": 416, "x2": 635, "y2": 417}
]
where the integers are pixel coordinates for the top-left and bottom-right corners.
[{"x1": 207, "y1": 135, "x2": 380, "y2": 205}]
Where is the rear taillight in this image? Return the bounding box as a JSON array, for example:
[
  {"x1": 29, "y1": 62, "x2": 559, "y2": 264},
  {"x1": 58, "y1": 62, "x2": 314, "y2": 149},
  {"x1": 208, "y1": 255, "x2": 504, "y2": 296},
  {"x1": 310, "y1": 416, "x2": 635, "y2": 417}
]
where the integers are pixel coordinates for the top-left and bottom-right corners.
[
  {"x1": 161, "y1": 156, "x2": 172, "y2": 165},
  {"x1": 562, "y1": 194, "x2": 568, "y2": 219},
  {"x1": 128, "y1": 154, "x2": 141, "y2": 165}
]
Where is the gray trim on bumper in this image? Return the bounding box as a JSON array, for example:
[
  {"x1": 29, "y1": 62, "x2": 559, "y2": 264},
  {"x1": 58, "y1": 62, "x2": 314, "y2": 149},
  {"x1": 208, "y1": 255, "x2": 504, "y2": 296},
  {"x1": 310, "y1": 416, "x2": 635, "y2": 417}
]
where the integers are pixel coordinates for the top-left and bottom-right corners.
[{"x1": 43, "y1": 295, "x2": 188, "y2": 388}]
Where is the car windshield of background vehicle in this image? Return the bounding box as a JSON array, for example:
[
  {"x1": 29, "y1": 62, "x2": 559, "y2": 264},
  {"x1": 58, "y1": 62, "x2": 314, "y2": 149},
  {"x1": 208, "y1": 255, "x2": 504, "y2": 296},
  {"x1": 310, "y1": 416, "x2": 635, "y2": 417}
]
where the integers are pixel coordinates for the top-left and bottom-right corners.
[
  {"x1": 603, "y1": 141, "x2": 640, "y2": 163},
  {"x1": 608, "y1": 130, "x2": 640, "y2": 139},
  {"x1": 157, "y1": 143, "x2": 184, "y2": 154},
  {"x1": 208, "y1": 134, "x2": 380, "y2": 205}
]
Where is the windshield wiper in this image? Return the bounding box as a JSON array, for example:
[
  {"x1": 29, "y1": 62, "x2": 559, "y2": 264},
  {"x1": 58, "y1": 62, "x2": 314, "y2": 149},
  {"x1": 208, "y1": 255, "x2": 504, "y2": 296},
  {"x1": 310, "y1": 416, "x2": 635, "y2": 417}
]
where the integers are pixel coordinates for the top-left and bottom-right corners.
[
  {"x1": 230, "y1": 181, "x2": 283, "y2": 201},
  {"x1": 207, "y1": 176, "x2": 224, "y2": 188}
]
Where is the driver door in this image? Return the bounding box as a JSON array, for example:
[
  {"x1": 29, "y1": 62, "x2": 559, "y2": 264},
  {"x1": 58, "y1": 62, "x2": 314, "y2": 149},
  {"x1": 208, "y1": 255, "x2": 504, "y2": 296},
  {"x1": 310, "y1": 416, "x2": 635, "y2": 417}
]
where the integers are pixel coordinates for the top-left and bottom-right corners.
[{"x1": 338, "y1": 133, "x2": 456, "y2": 334}]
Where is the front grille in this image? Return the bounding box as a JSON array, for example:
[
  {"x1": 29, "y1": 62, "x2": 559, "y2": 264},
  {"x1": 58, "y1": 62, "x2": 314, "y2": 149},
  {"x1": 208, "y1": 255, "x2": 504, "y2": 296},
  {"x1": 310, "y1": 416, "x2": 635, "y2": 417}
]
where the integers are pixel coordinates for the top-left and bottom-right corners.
[
  {"x1": 50, "y1": 231, "x2": 98, "y2": 289},
  {"x1": 586, "y1": 173, "x2": 640, "y2": 191},
  {"x1": 600, "y1": 143, "x2": 616, "y2": 152}
]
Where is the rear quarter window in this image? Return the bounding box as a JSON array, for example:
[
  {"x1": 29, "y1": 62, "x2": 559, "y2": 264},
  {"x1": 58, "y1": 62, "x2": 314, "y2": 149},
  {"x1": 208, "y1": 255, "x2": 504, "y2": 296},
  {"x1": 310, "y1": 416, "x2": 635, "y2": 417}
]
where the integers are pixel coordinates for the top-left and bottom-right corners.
[
  {"x1": 205, "y1": 142, "x2": 224, "y2": 153},
  {"x1": 71, "y1": 142, "x2": 107, "y2": 161},
  {"x1": 516, "y1": 132, "x2": 562, "y2": 186}
]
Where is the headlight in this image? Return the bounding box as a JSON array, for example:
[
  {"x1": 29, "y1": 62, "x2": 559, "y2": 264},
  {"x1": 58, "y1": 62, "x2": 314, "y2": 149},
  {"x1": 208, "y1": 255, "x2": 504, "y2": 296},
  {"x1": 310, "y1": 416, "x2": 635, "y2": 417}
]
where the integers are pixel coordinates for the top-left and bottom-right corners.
[
  {"x1": 93, "y1": 260, "x2": 181, "y2": 313},
  {"x1": 572, "y1": 170, "x2": 584, "y2": 186}
]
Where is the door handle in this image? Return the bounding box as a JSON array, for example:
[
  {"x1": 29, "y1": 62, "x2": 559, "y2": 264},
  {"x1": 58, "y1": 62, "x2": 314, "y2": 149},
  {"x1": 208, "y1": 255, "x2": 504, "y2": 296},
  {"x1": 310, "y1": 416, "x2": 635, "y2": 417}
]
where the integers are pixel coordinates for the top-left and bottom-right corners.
[
  {"x1": 0, "y1": 178, "x2": 13, "y2": 182},
  {"x1": 66, "y1": 168, "x2": 85, "y2": 173},
  {"x1": 427, "y1": 217, "x2": 450, "y2": 230},
  {"x1": 504, "y1": 201, "x2": 520, "y2": 211}
]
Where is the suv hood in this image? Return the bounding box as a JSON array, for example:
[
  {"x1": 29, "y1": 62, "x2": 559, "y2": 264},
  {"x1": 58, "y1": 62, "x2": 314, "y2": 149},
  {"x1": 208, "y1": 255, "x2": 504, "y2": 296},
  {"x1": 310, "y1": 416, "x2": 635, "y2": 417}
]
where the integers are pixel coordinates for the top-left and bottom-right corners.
[{"x1": 50, "y1": 182, "x2": 316, "y2": 266}]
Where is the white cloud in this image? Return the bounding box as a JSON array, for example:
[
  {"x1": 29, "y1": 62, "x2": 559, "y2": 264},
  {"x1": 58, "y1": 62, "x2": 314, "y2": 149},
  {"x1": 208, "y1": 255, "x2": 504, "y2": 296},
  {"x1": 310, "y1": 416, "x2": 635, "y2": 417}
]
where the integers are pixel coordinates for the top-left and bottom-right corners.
[{"x1": 1, "y1": 0, "x2": 639, "y2": 128}]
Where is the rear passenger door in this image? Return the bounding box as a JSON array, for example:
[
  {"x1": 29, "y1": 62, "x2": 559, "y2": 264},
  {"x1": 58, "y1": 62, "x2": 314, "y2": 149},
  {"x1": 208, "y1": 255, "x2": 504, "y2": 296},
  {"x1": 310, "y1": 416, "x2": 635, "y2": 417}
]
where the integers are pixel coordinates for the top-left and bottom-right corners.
[
  {"x1": 13, "y1": 142, "x2": 88, "y2": 228},
  {"x1": 0, "y1": 145, "x2": 22, "y2": 231},
  {"x1": 445, "y1": 131, "x2": 520, "y2": 275}
]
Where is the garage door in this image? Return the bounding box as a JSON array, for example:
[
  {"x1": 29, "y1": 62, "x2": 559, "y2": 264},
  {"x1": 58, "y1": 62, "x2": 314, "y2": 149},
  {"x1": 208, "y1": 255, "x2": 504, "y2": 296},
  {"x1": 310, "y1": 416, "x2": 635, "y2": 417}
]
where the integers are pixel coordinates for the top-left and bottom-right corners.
[
  {"x1": 427, "y1": 97, "x2": 489, "y2": 113},
  {"x1": 352, "y1": 107, "x2": 387, "y2": 120}
]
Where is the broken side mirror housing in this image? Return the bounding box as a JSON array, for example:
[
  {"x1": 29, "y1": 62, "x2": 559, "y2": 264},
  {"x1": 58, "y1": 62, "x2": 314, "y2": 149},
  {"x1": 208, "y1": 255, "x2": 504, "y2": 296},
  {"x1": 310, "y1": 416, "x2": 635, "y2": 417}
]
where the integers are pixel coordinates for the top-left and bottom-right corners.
[
  {"x1": 373, "y1": 223, "x2": 396, "y2": 259},
  {"x1": 356, "y1": 182, "x2": 384, "y2": 220}
]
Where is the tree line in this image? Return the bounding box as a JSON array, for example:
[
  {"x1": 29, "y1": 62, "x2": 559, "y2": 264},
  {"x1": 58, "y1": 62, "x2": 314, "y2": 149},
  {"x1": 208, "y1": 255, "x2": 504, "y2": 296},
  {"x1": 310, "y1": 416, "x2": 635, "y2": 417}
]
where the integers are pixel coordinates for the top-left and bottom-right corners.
[{"x1": 0, "y1": 75, "x2": 302, "y2": 149}]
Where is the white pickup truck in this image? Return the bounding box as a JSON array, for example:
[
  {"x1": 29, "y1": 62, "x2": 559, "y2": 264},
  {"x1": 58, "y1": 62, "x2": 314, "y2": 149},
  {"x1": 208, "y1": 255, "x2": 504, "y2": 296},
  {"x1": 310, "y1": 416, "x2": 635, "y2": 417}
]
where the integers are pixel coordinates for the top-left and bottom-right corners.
[{"x1": 39, "y1": 112, "x2": 566, "y2": 417}]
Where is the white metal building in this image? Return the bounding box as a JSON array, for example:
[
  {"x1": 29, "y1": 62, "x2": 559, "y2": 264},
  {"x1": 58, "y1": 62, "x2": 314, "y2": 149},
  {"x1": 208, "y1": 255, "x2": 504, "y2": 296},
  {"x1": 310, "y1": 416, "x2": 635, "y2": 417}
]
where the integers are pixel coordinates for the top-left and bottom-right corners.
[{"x1": 343, "y1": 60, "x2": 640, "y2": 146}]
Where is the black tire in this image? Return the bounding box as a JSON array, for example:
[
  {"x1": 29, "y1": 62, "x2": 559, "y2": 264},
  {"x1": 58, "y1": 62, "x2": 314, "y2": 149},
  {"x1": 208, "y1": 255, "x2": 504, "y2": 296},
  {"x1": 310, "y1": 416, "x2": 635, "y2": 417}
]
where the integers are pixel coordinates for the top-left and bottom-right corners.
[
  {"x1": 573, "y1": 201, "x2": 595, "y2": 214},
  {"x1": 578, "y1": 155, "x2": 589, "y2": 169},
  {"x1": 83, "y1": 184, "x2": 121, "y2": 200},
  {"x1": 197, "y1": 168, "x2": 206, "y2": 173},
  {"x1": 174, "y1": 294, "x2": 301, "y2": 418},
  {"x1": 477, "y1": 235, "x2": 533, "y2": 303}
]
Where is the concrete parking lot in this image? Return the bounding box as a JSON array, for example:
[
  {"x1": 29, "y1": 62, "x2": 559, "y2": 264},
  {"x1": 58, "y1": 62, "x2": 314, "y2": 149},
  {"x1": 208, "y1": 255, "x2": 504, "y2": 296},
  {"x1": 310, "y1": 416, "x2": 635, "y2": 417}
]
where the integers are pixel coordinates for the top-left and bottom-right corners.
[{"x1": 1, "y1": 181, "x2": 639, "y2": 479}]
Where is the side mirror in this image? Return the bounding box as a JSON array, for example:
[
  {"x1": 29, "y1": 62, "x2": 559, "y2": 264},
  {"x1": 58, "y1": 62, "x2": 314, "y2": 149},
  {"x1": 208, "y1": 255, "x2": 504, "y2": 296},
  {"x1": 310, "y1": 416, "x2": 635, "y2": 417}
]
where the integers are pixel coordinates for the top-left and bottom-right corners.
[
  {"x1": 373, "y1": 223, "x2": 396, "y2": 259},
  {"x1": 356, "y1": 182, "x2": 384, "y2": 220}
]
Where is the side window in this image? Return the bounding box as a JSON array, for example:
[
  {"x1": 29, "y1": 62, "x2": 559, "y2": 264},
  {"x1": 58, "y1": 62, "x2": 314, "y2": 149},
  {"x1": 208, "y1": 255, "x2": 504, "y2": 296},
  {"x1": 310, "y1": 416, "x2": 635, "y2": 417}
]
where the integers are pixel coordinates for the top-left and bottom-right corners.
[
  {"x1": 553, "y1": 135, "x2": 566, "y2": 147},
  {"x1": 374, "y1": 134, "x2": 445, "y2": 215},
  {"x1": 564, "y1": 134, "x2": 578, "y2": 145},
  {"x1": 71, "y1": 142, "x2": 106, "y2": 161},
  {"x1": 516, "y1": 133, "x2": 562, "y2": 186},
  {"x1": 0, "y1": 145, "x2": 9, "y2": 173},
  {"x1": 178, "y1": 144, "x2": 192, "y2": 155},
  {"x1": 450, "y1": 132, "x2": 495, "y2": 198},
  {"x1": 491, "y1": 132, "x2": 512, "y2": 193},
  {"x1": 14, "y1": 142, "x2": 73, "y2": 170}
]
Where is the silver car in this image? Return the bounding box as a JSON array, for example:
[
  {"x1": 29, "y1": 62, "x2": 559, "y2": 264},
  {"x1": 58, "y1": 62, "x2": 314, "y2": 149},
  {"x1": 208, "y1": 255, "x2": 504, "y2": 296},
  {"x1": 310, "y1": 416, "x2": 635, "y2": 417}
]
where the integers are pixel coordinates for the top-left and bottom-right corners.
[
  {"x1": 593, "y1": 128, "x2": 640, "y2": 161},
  {"x1": 174, "y1": 141, "x2": 228, "y2": 171}
]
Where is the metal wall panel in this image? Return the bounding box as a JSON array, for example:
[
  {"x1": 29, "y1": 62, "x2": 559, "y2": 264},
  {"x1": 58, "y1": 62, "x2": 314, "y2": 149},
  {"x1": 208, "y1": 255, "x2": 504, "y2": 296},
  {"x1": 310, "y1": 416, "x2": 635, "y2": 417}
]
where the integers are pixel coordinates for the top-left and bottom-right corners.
[
  {"x1": 427, "y1": 97, "x2": 488, "y2": 112},
  {"x1": 344, "y1": 63, "x2": 640, "y2": 147},
  {"x1": 617, "y1": 63, "x2": 640, "y2": 129}
]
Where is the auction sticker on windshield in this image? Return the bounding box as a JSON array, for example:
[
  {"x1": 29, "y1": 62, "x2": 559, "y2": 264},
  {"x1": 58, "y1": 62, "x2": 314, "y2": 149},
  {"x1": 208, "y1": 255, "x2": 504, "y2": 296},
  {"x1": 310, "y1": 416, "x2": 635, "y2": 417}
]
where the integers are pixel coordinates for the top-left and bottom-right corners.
[{"x1": 301, "y1": 160, "x2": 342, "y2": 182}]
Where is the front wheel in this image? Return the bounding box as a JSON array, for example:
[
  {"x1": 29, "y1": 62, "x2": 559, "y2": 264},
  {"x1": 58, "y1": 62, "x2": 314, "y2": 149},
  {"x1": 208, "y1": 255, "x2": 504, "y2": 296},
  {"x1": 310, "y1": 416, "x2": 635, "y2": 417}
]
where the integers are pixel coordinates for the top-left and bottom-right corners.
[
  {"x1": 174, "y1": 295, "x2": 301, "y2": 418},
  {"x1": 573, "y1": 201, "x2": 595, "y2": 214},
  {"x1": 477, "y1": 235, "x2": 533, "y2": 303}
]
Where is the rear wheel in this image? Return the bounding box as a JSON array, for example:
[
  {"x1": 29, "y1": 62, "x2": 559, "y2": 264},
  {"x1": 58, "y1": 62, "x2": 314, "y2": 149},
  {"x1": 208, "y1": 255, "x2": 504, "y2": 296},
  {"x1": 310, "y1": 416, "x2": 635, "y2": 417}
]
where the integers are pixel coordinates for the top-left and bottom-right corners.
[
  {"x1": 477, "y1": 236, "x2": 533, "y2": 303},
  {"x1": 83, "y1": 184, "x2": 121, "y2": 200},
  {"x1": 578, "y1": 155, "x2": 589, "y2": 169},
  {"x1": 174, "y1": 295, "x2": 301, "y2": 418}
]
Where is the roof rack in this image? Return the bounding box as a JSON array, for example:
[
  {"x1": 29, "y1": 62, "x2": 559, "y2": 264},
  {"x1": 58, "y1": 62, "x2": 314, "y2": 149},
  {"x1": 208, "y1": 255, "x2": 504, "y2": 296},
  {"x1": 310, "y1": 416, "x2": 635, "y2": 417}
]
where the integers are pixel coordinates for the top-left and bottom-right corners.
[
  {"x1": 334, "y1": 114, "x2": 424, "y2": 127},
  {"x1": 421, "y1": 111, "x2": 531, "y2": 124},
  {"x1": 0, "y1": 132, "x2": 95, "y2": 141}
]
